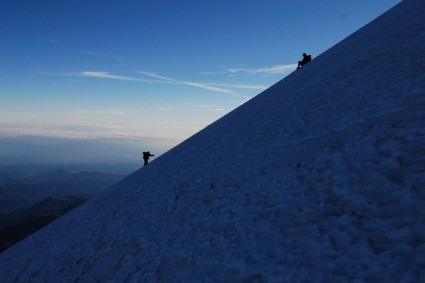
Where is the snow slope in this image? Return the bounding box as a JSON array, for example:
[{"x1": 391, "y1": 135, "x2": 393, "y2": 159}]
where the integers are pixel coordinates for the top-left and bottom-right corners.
[{"x1": 1, "y1": 0, "x2": 424, "y2": 282}]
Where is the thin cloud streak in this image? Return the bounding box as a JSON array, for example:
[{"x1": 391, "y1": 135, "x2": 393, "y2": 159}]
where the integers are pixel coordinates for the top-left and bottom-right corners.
[
  {"x1": 38, "y1": 71, "x2": 78, "y2": 77},
  {"x1": 35, "y1": 36, "x2": 59, "y2": 43},
  {"x1": 136, "y1": 71, "x2": 176, "y2": 82},
  {"x1": 136, "y1": 71, "x2": 238, "y2": 95},
  {"x1": 68, "y1": 109, "x2": 127, "y2": 116},
  {"x1": 209, "y1": 83, "x2": 267, "y2": 90},
  {"x1": 137, "y1": 71, "x2": 252, "y2": 99},
  {"x1": 184, "y1": 103, "x2": 232, "y2": 112},
  {"x1": 81, "y1": 71, "x2": 165, "y2": 83},
  {"x1": 183, "y1": 82, "x2": 237, "y2": 95},
  {"x1": 40, "y1": 71, "x2": 169, "y2": 84},
  {"x1": 204, "y1": 63, "x2": 297, "y2": 76},
  {"x1": 0, "y1": 122, "x2": 192, "y2": 140},
  {"x1": 40, "y1": 70, "x2": 255, "y2": 100}
]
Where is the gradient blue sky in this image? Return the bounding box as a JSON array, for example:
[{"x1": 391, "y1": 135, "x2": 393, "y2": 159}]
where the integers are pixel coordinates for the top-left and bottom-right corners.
[{"x1": 1, "y1": 0, "x2": 400, "y2": 141}]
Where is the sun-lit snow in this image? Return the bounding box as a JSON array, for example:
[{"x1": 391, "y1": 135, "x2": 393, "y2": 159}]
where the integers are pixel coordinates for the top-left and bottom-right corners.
[{"x1": 1, "y1": 0, "x2": 424, "y2": 282}]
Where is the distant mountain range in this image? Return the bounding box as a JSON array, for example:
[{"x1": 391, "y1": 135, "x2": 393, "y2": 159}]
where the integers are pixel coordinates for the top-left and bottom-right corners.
[
  {"x1": 0, "y1": 196, "x2": 86, "y2": 252},
  {"x1": 0, "y1": 168, "x2": 124, "y2": 252},
  {"x1": 0, "y1": 168, "x2": 124, "y2": 214}
]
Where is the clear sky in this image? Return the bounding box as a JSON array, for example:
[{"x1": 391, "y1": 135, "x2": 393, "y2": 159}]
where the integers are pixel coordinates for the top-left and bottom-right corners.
[{"x1": 1, "y1": 0, "x2": 401, "y2": 142}]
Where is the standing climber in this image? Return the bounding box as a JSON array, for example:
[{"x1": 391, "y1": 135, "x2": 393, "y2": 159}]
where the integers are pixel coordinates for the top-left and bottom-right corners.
[
  {"x1": 297, "y1": 53, "x2": 312, "y2": 69},
  {"x1": 143, "y1": 151, "x2": 154, "y2": 166}
]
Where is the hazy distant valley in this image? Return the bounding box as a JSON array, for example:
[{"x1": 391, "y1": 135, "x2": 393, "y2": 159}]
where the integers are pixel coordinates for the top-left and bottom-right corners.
[
  {"x1": 0, "y1": 167, "x2": 124, "y2": 252},
  {"x1": 0, "y1": 134, "x2": 177, "y2": 252}
]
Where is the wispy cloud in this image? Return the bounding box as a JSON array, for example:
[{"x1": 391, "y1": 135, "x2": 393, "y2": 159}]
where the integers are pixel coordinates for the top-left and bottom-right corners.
[
  {"x1": 136, "y1": 71, "x2": 244, "y2": 97},
  {"x1": 184, "y1": 103, "x2": 232, "y2": 112},
  {"x1": 80, "y1": 70, "x2": 240, "y2": 97},
  {"x1": 135, "y1": 71, "x2": 175, "y2": 82},
  {"x1": 81, "y1": 71, "x2": 162, "y2": 83},
  {"x1": 40, "y1": 70, "x2": 171, "y2": 84},
  {"x1": 38, "y1": 71, "x2": 77, "y2": 77},
  {"x1": 45, "y1": 38, "x2": 58, "y2": 43},
  {"x1": 40, "y1": 70, "x2": 258, "y2": 100},
  {"x1": 182, "y1": 82, "x2": 239, "y2": 96},
  {"x1": 0, "y1": 121, "x2": 192, "y2": 140},
  {"x1": 68, "y1": 109, "x2": 127, "y2": 116},
  {"x1": 203, "y1": 64, "x2": 297, "y2": 77},
  {"x1": 35, "y1": 36, "x2": 59, "y2": 43},
  {"x1": 208, "y1": 83, "x2": 267, "y2": 90}
]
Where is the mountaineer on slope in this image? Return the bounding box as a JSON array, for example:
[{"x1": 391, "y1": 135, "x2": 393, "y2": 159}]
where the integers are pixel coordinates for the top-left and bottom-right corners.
[
  {"x1": 297, "y1": 53, "x2": 312, "y2": 69},
  {"x1": 143, "y1": 151, "x2": 154, "y2": 166}
]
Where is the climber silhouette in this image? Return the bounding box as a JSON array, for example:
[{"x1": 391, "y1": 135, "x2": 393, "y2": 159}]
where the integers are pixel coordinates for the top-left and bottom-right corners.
[
  {"x1": 297, "y1": 53, "x2": 312, "y2": 69},
  {"x1": 143, "y1": 151, "x2": 154, "y2": 166}
]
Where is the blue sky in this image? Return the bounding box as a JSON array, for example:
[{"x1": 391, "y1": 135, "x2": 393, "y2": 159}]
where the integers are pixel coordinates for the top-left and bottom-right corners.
[{"x1": 1, "y1": 0, "x2": 400, "y2": 141}]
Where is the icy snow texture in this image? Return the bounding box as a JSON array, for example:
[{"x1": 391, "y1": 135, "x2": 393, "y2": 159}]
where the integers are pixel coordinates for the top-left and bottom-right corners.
[{"x1": 1, "y1": 0, "x2": 424, "y2": 282}]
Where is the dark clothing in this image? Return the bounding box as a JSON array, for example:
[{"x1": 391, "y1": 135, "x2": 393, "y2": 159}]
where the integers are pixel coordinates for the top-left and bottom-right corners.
[
  {"x1": 143, "y1": 151, "x2": 154, "y2": 166},
  {"x1": 297, "y1": 53, "x2": 312, "y2": 69}
]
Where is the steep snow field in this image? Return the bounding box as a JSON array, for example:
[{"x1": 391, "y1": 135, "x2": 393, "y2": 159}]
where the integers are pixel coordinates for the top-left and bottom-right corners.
[{"x1": 1, "y1": 0, "x2": 424, "y2": 282}]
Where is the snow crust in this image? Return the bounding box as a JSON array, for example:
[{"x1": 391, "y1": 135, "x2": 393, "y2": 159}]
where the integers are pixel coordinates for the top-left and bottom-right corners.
[{"x1": 1, "y1": 0, "x2": 424, "y2": 282}]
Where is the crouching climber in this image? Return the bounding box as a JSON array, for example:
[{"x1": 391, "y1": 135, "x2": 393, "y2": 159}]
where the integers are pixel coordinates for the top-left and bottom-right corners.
[{"x1": 297, "y1": 53, "x2": 312, "y2": 69}]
